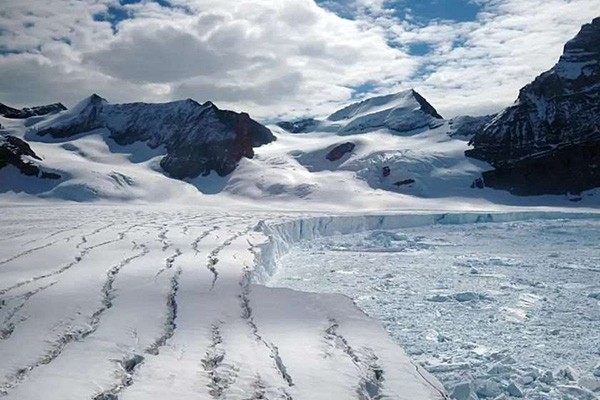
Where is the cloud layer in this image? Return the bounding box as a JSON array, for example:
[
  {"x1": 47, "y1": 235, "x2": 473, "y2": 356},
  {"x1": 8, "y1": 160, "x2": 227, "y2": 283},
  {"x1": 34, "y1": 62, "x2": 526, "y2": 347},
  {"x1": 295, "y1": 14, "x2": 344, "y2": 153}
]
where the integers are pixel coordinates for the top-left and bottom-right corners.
[{"x1": 0, "y1": 0, "x2": 598, "y2": 119}]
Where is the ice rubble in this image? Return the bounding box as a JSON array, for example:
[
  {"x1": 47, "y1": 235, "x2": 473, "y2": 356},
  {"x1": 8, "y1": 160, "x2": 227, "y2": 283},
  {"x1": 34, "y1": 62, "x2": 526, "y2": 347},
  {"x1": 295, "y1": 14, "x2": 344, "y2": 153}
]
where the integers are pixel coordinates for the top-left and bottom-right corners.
[
  {"x1": 260, "y1": 214, "x2": 600, "y2": 400},
  {"x1": 251, "y1": 211, "x2": 600, "y2": 283}
]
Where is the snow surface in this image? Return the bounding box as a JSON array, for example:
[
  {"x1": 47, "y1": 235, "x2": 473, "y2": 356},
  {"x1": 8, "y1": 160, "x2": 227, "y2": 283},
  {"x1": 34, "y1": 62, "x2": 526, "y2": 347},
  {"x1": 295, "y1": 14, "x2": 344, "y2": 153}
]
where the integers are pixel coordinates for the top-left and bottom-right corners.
[
  {"x1": 2, "y1": 94, "x2": 600, "y2": 399},
  {"x1": 2, "y1": 206, "x2": 600, "y2": 399},
  {"x1": 269, "y1": 218, "x2": 600, "y2": 399}
]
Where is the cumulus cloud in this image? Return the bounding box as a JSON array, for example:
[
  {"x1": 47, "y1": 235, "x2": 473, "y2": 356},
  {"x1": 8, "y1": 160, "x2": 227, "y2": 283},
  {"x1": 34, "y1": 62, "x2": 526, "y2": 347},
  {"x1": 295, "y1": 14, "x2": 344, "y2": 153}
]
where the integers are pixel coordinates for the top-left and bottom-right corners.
[
  {"x1": 364, "y1": 0, "x2": 600, "y2": 116},
  {"x1": 0, "y1": 0, "x2": 598, "y2": 120}
]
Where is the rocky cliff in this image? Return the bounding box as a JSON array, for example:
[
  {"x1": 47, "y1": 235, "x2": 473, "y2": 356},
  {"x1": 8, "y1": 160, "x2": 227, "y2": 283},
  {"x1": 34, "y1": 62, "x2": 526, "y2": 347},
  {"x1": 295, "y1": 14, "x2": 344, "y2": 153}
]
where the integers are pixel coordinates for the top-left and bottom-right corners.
[{"x1": 466, "y1": 17, "x2": 600, "y2": 195}]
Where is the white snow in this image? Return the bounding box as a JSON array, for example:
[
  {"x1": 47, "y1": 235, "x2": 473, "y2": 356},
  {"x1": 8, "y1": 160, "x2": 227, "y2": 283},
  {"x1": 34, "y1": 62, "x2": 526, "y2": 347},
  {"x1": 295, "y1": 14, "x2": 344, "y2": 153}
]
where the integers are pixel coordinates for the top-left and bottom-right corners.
[{"x1": 2, "y1": 95, "x2": 600, "y2": 400}]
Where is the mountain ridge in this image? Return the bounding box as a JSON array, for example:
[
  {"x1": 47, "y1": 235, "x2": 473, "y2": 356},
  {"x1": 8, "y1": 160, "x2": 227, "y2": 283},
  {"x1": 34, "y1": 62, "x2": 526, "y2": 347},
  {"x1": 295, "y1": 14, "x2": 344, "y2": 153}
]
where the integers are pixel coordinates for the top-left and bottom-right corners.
[
  {"x1": 31, "y1": 94, "x2": 275, "y2": 178},
  {"x1": 466, "y1": 17, "x2": 600, "y2": 195},
  {"x1": 278, "y1": 89, "x2": 444, "y2": 135}
]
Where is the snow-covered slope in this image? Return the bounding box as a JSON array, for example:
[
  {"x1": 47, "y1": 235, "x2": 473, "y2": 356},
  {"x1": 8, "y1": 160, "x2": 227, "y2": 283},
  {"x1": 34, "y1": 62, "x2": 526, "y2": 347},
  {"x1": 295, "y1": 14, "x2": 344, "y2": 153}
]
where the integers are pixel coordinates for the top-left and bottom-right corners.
[
  {"x1": 278, "y1": 89, "x2": 444, "y2": 135},
  {"x1": 2, "y1": 90, "x2": 599, "y2": 206},
  {"x1": 0, "y1": 206, "x2": 461, "y2": 400}
]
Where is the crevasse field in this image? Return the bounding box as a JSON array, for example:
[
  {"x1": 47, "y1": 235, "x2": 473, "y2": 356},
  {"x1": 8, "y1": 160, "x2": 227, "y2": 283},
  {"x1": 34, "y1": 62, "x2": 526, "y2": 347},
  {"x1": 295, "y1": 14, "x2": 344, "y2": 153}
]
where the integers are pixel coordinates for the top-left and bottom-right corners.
[
  {"x1": 269, "y1": 218, "x2": 600, "y2": 399},
  {"x1": 1, "y1": 207, "x2": 600, "y2": 400},
  {"x1": 0, "y1": 206, "x2": 452, "y2": 400}
]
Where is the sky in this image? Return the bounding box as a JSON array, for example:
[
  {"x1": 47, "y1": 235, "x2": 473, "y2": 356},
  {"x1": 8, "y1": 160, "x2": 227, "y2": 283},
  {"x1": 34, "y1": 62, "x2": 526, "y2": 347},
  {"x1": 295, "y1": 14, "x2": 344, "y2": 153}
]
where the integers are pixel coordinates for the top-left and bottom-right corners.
[{"x1": 0, "y1": 0, "x2": 598, "y2": 120}]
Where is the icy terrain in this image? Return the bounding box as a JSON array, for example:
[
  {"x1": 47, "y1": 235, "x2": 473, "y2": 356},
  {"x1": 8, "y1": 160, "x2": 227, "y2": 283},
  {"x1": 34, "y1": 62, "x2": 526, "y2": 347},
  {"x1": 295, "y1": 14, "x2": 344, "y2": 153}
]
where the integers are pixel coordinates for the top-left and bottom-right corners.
[
  {"x1": 269, "y1": 218, "x2": 600, "y2": 399},
  {"x1": 0, "y1": 206, "x2": 453, "y2": 400}
]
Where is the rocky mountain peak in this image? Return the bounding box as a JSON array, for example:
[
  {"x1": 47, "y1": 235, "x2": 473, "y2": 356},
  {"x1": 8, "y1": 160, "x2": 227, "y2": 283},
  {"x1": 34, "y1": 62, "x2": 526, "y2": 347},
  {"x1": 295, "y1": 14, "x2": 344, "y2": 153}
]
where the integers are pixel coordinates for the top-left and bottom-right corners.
[
  {"x1": 278, "y1": 89, "x2": 443, "y2": 135},
  {"x1": 466, "y1": 17, "x2": 600, "y2": 195},
  {"x1": 33, "y1": 96, "x2": 275, "y2": 178}
]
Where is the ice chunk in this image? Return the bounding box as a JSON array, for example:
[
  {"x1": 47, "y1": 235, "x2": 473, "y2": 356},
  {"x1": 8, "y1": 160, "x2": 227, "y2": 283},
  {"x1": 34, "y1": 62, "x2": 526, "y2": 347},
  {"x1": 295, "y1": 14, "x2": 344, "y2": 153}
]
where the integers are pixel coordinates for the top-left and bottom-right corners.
[
  {"x1": 506, "y1": 382, "x2": 524, "y2": 397},
  {"x1": 558, "y1": 366, "x2": 579, "y2": 381},
  {"x1": 475, "y1": 380, "x2": 502, "y2": 398},
  {"x1": 451, "y1": 382, "x2": 477, "y2": 400},
  {"x1": 579, "y1": 376, "x2": 600, "y2": 392}
]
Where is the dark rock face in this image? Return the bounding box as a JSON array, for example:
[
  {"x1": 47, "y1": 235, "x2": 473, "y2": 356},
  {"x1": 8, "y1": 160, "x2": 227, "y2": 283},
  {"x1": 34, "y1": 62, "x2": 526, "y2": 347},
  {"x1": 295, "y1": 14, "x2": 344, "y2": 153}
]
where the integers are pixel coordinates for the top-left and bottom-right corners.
[
  {"x1": 466, "y1": 17, "x2": 600, "y2": 195},
  {"x1": 325, "y1": 142, "x2": 355, "y2": 161},
  {"x1": 479, "y1": 140, "x2": 600, "y2": 196},
  {"x1": 0, "y1": 135, "x2": 60, "y2": 179},
  {"x1": 411, "y1": 90, "x2": 443, "y2": 120},
  {"x1": 0, "y1": 102, "x2": 66, "y2": 119},
  {"x1": 277, "y1": 118, "x2": 319, "y2": 133},
  {"x1": 394, "y1": 178, "x2": 415, "y2": 187},
  {"x1": 36, "y1": 95, "x2": 275, "y2": 179}
]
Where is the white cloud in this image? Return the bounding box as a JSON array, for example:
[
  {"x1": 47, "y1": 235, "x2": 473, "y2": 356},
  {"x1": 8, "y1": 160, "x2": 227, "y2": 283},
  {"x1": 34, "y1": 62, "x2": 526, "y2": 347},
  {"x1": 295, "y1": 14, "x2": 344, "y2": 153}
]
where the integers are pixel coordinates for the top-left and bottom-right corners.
[
  {"x1": 0, "y1": 0, "x2": 598, "y2": 120},
  {"x1": 383, "y1": 0, "x2": 600, "y2": 117}
]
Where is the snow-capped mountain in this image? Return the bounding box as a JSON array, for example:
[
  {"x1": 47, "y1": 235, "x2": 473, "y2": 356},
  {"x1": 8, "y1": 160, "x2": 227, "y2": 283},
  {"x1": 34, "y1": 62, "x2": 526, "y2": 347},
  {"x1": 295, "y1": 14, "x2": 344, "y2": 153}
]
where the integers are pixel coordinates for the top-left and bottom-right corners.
[
  {"x1": 0, "y1": 102, "x2": 66, "y2": 119},
  {"x1": 34, "y1": 94, "x2": 275, "y2": 178},
  {"x1": 467, "y1": 17, "x2": 600, "y2": 195},
  {"x1": 278, "y1": 89, "x2": 444, "y2": 135},
  {"x1": 1, "y1": 19, "x2": 599, "y2": 205}
]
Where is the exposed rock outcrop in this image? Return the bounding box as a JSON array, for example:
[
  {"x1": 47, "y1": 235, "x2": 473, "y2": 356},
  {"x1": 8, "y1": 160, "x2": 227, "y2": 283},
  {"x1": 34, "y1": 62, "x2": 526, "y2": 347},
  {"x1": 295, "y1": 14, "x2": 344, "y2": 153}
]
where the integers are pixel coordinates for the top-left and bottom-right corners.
[
  {"x1": 466, "y1": 17, "x2": 600, "y2": 195},
  {"x1": 0, "y1": 102, "x2": 66, "y2": 119},
  {"x1": 326, "y1": 142, "x2": 355, "y2": 161},
  {"x1": 0, "y1": 135, "x2": 60, "y2": 179},
  {"x1": 277, "y1": 118, "x2": 319, "y2": 134}
]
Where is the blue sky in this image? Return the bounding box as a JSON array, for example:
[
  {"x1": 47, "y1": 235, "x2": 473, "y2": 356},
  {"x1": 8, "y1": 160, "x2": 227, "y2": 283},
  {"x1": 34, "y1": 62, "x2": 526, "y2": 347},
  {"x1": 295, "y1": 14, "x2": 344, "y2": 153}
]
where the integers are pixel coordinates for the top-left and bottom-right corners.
[
  {"x1": 0, "y1": 0, "x2": 599, "y2": 119},
  {"x1": 317, "y1": 0, "x2": 482, "y2": 24}
]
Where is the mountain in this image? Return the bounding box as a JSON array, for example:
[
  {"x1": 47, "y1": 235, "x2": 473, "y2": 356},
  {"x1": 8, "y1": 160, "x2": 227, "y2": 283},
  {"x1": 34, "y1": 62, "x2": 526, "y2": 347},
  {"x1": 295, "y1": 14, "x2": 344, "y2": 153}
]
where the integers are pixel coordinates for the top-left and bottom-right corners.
[
  {"x1": 0, "y1": 135, "x2": 60, "y2": 179},
  {"x1": 34, "y1": 95, "x2": 275, "y2": 178},
  {"x1": 278, "y1": 89, "x2": 444, "y2": 135},
  {"x1": 0, "y1": 102, "x2": 66, "y2": 119},
  {"x1": 466, "y1": 17, "x2": 600, "y2": 195}
]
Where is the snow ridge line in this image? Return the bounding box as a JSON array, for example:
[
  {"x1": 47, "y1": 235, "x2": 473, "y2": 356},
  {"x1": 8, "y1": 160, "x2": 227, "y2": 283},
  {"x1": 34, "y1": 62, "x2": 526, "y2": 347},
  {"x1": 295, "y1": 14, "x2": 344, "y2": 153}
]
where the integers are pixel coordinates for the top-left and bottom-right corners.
[
  {"x1": 324, "y1": 319, "x2": 385, "y2": 400},
  {"x1": 21, "y1": 222, "x2": 88, "y2": 246},
  {"x1": 207, "y1": 227, "x2": 253, "y2": 290},
  {"x1": 201, "y1": 323, "x2": 238, "y2": 398},
  {"x1": 239, "y1": 269, "x2": 295, "y2": 391},
  {"x1": 0, "y1": 226, "x2": 36, "y2": 242},
  {"x1": 92, "y1": 266, "x2": 182, "y2": 400},
  {"x1": 193, "y1": 226, "x2": 220, "y2": 254},
  {"x1": 0, "y1": 226, "x2": 136, "y2": 297},
  {"x1": 76, "y1": 222, "x2": 116, "y2": 249},
  {"x1": 154, "y1": 248, "x2": 182, "y2": 279},
  {"x1": 0, "y1": 238, "x2": 63, "y2": 267},
  {"x1": 0, "y1": 281, "x2": 57, "y2": 341},
  {"x1": 0, "y1": 243, "x2": 148, "y2": 397},
  {"x1": 146, "y1": 268, "x2": 182, "y2": 355},
  {"x1": 158, "y1": 225, "x2": 170, "y2": 251},
  {"x1": 102, "y1": 244, "x2": 149, "y2": 309}
]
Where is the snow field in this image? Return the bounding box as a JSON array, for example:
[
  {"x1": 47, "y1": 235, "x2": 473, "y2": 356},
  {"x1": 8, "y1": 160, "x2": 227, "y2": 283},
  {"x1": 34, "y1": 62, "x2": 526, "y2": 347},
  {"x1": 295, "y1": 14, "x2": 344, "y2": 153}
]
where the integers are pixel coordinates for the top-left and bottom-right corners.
[{"x1": 0, "y1": 206, "x2": 452, "y2": 400}]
